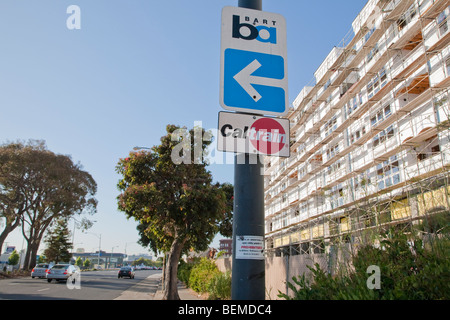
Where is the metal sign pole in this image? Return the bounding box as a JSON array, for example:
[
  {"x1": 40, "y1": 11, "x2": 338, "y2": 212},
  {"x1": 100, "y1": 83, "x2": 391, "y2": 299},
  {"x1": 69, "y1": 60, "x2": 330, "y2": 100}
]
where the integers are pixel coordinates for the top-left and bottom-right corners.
[
  {"x1": 231, "y1": 0, "x2": 265, "y2": 301},
  {"x1": 238, "y1": 0, "x2": 262, "y2": 10}
]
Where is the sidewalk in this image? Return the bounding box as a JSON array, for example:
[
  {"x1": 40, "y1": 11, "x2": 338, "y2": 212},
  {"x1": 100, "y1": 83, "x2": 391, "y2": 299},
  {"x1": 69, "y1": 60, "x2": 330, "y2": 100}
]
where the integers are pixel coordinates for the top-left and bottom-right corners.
[
  {"x1": 153, "y1": 281, "x2": 206, "y2": 300},
  {"x1": 114, "y1": 273, "x2": 205, "y2": 300}
]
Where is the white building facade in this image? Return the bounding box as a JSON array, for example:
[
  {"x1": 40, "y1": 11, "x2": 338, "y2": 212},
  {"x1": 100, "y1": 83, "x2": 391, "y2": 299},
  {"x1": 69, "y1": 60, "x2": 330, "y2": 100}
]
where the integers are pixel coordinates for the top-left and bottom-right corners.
[{"x1": 265, "y1": 0, "x2": 450, "y2": 257}]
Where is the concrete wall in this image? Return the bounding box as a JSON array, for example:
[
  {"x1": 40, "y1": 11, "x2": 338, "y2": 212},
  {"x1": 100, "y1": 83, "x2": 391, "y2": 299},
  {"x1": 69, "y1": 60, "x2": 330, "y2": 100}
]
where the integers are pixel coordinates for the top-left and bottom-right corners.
[{"x1": 216, "y1": 254, "x2": 329, "y2": 300}]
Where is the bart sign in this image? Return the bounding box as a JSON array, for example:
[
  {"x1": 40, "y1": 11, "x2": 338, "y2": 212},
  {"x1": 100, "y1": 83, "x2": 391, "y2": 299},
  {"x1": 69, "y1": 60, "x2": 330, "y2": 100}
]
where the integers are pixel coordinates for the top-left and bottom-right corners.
[{"x1": 220, "y1": 6, "x2": 288, "y2": 117}]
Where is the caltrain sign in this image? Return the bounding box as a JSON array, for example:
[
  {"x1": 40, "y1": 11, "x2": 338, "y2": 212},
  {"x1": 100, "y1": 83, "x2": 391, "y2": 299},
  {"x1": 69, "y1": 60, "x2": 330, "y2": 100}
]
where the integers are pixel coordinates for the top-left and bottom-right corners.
[{"x1": 218, "y1": 112, "x2": 290, "y2": 158}]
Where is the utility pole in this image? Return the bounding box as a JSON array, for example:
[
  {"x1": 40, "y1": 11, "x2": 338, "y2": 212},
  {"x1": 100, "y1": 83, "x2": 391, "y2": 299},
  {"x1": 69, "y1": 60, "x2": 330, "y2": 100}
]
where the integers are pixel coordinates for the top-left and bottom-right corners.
[{"x1": 231, "y1": 0, "x2": 265, "y2": 301}]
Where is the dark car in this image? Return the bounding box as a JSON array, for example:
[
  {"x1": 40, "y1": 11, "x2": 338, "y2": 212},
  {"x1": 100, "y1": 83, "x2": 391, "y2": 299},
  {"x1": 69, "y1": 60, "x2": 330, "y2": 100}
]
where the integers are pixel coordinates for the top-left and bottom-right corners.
[{"x1": 118, "y1": 266, "x2": 135, "y2": 279}]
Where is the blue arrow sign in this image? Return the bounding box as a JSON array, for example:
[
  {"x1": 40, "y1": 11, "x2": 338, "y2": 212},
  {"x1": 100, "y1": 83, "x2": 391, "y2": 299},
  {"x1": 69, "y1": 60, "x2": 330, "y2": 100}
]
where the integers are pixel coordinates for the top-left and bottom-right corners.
[{"x1": 224, "y1": 49, "x2": 286, "y2": 114}]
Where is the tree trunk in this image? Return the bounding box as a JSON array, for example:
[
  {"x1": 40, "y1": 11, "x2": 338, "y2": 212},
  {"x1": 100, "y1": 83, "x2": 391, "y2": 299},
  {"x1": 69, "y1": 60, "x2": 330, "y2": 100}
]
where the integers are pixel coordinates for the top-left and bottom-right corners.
[
  {"x1": 23, "y1": 237, "x2": 40, "y2": 270},
  {"x1": 162, "y1": 237, "x2": 186, "y2": 300},
  {"x1": 23, "y1": 242, "x2": 31, "y2": 270},
  {"x1": 29, "y1": 242, "x2": 40, "y2": 269}
]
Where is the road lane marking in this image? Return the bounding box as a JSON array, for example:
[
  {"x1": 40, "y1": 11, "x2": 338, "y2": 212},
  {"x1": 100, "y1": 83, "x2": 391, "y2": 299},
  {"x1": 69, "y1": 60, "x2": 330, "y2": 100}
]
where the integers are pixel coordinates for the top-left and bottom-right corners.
[{"x1": 37, "y1": 288, "x2": 50, "y2": 292}]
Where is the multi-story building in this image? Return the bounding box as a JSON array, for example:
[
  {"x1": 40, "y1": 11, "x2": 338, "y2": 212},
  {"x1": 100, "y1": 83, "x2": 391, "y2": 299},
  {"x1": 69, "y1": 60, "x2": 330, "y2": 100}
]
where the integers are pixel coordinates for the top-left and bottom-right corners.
[
  {"x1": 219, "y1": 239, "x2": 233, "y2": 257},
  {"x1": 264, "y1": 0, "x2": 450, "y2": 257}
]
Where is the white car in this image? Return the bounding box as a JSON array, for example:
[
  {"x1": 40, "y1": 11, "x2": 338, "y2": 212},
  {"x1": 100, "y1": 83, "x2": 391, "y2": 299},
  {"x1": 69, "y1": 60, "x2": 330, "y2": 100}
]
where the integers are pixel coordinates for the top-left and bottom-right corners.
[
  {"x1": 46, "y1": 264, "x2": 79, "y2": 283},
  {"x1": 31, "y1": 263, "x2": 50, "y2": 279}
]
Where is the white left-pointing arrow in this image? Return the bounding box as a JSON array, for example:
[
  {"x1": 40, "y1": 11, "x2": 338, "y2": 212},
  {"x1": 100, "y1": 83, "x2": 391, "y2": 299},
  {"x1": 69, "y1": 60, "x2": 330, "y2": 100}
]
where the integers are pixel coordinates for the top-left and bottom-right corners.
[{"x1": 233, "y1": 59, "x2": 285, "y2": 102}]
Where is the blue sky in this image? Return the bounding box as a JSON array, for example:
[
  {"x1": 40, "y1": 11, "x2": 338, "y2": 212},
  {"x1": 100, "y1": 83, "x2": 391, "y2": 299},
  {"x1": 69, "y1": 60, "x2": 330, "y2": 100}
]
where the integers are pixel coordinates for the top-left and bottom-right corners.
[{"x1": 0, "y1": 0, "x2": 366, "y2": 257}]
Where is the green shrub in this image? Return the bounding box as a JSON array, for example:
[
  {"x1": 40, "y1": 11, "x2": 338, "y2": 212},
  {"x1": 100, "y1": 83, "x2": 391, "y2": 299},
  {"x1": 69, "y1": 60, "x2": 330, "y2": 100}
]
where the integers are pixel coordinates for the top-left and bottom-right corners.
[
  {"x1": 178, "y1": 259, "x2": 196, "y2": 287},
  {"x1": 280, "y1": 228, "x2": 450, "y2": 300},
  {"x1": 189, "y1": 258, "x2": 221, "y2": 294},
  {"x1": 178, "y1": 258, "x2": 232, "y2": 299},
  {"x1": 208, "y1": 271, "x2": 231, "y2": 300}
]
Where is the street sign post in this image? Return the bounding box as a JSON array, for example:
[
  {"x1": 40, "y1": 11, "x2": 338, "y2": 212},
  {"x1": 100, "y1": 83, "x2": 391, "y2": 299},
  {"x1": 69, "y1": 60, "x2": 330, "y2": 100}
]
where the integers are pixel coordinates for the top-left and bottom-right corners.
[
  {"x1": 218, "y1": 112, "x2": 290, "y2": 158},
  {"x1": 220, "y1": 5, "x2": 288, "y2": 117},
  {"x1": 219, "y1": 0, "x2": 276, "y2": 301}
]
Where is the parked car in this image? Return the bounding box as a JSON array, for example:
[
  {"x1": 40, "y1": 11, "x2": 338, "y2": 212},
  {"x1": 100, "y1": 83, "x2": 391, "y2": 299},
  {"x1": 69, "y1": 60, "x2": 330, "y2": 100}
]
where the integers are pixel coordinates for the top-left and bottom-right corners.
[
  {"x1": 31, "y1": 263, "x2": 50, "y2": 279},
  {"x1": 118, "y1": 266, "x2": 135, "y2": 279},
  {"x1": 46, "y1": 264, "x2": 79, "y2": 283}
]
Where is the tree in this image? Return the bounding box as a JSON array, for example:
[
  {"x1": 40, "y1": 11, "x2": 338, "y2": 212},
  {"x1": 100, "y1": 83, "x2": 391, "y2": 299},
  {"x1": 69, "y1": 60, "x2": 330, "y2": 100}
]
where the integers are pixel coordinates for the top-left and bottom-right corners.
[
  {"x1": 8, "y1": 250, "x2": 20, "y2": 267},
  {"x1": 75, "y1": 257, "x2": 83, "y2": 268},
  {"x1": 116, "y1": 125, "x2": 233, "y2": 300},
  {"x1": 0, "y1": 140, "x2": 97, "y2": 270},
  {"x1": 83, "y1": 259, "x2": 91, "y2": 269},
  {"x1": 0, "y1": 142, "x2": 35, "y2": 256},
  {"x1": 43, "y1": 219, "x2": 73, "y2": 264}
]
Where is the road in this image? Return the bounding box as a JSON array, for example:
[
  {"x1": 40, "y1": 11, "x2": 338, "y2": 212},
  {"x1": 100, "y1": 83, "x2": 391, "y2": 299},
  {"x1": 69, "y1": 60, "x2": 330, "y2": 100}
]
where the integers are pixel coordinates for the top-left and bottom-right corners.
[{"x1": 0, "y1": 269, "x2": 161, "y2": 300}]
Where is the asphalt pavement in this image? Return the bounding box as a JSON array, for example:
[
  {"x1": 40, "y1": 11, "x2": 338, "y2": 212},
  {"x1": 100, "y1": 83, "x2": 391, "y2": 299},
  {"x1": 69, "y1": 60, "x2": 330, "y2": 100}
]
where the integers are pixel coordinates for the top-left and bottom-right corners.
[
  {"x1": 116, "y1": 272, "x2": 204, "y2": 300},
  {"x1": 0, "y1": 269, "x2": 203, "y2": 300}
]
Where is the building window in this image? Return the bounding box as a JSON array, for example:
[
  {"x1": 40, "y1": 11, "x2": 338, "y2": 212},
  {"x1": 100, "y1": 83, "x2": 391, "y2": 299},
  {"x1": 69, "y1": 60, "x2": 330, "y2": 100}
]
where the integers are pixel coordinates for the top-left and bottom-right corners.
[
  {"x1": 323, "y1": 79, "x2": 331, "y2": 91},
  {"x1": 282, "y1": 212, "x2": 288, "y2": 228},
  {"x1": 367, "y1": 68, "x2": 388, "y2": 99},
  {"x1": 300, "y1": 242, "x2": 310, "y2": 255},
  {"x1": 327, "y1": 159, "x2": 342, "y2": 176},
  {"x1": 354, "y1": 170, "x2": 372, "y2": 191},
  {"x1": 370, "y1": 104, "x2": 392, "y2": 127},
  {"x1": 345, "y1": 95, "x2": 360, "y2": 117},
  {"x1": 437, "y1": 7, "x2": 449, "y2": 37},
  {"x1": 365, "y1": 27, "x2": 376, "y2": 43},
  {"x1": 397, "y1": 4, "x2": 417, "y2": 32},
  {"x1": 299, "y1": 166, "x2": 307, "y2": 179},
  {"x1": 418, "y1": 143, "x2": 441, "y2": 161},
  {"x1": 326, "y1": 143, "x2": 340, "y2": 161},
  {"x1": 367, "y1": 43, "x2": 379, "y2": 62},
  {"x1": 323, "y1": 116, "x2": 338, "y2": 137},
  {"x1": 312, "y1": 240, "x2": 325, "y2": 254},
  {"x1": 329, "y1": 184, "x2": 344, "y2": 209},
  {"x1": 372, "y1": 125, "x2": 395, "y2": 148},
  {"x1": 376, "y1": 155, "x2": 401, "y2": 190},
  {"x1": 432, "y1": 144, "x2": 441, "y2": 154},
  {"x1": 350, "y1": 125, "x2": 367, "y2": 145}
]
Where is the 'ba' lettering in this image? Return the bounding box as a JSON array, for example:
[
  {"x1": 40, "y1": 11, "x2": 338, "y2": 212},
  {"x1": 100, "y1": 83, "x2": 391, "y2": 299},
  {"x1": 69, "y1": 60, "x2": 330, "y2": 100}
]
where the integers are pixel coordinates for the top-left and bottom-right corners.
[{"x1": 232, "y1": 15, "x2": 277, "y2": 44}]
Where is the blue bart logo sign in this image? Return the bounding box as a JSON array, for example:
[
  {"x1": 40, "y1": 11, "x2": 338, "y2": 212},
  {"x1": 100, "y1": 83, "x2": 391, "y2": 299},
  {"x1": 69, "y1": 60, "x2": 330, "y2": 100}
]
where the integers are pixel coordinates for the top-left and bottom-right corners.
[{"x1": 220, "y1": 6, "x2": 288, "y2": 117}]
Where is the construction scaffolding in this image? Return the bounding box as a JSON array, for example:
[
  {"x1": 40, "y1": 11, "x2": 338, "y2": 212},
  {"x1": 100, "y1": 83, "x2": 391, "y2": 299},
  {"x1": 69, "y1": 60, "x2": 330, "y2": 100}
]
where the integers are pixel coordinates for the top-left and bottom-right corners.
[{"x1": 264, "y1": 0, "x2": 450, "y2": 279}]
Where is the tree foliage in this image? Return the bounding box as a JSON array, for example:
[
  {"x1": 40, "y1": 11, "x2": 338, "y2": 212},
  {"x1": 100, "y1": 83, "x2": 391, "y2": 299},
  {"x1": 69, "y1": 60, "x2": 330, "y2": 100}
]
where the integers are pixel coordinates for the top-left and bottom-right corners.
[
  {"x1": 43, "y1": 219, "x2": 73, "y2": 264},
  {"x1": 0, "y1": 140, "x2": 97, "y2": 269},
  {"x1": 8, "y1": 250, "x2": 20, "y2": 266},
  {"x1": 116, "y1": 125, "x2": 233, "y2": 299}
]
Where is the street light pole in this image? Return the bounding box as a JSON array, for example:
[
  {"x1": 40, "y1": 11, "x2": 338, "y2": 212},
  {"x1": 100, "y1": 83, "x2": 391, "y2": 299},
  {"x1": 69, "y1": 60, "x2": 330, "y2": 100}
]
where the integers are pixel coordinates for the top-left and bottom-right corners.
[
  {"x1": 231, "y1": 0, "x2": 265, "y2": 301},
  {"x1": 98, "y1": 234, "x2": 101, "y2": 268},
  {"x1": 110, "y1": 246, "x2": 118, "y2": 269},
  {"x1": 84, "y1": 232, "x2": 101, "y2": 268}
]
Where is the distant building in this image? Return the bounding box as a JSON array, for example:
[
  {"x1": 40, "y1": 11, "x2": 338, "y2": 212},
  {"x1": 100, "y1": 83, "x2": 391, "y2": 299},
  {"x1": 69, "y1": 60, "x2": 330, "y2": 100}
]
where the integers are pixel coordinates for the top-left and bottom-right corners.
[
  {"x1": 219, "y1": 239, "x2": 233, "y2": 257},
  {"x1": 125, "y1": 254, "x2": 153, "y2": 262},
  {"x1": 72, "y1": 251, "x2": 126, "y2": 268}
]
